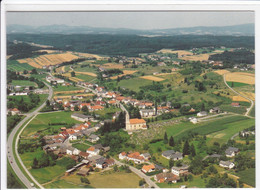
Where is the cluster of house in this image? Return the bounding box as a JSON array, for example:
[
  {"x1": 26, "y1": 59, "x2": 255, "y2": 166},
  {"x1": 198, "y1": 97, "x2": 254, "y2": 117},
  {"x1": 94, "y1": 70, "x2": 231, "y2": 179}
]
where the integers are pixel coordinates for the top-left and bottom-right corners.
[
  {"x1": 8, "y1": 84, "x2": 31, "y2": 96},
  {"x1": 118, "y1": 151, "x2": 151, "y2": 164},
  {"x1": 59, "y1": 99, "x2": 106, "y2": 112},
  {"x1": 65, "y1": 144, "x2": 115, "y2": 177},
  {"x1": 240, "y1": 130, "x2": 255, "y2": 137},
  {"x1": 189, "y1": 107, "x2": 222, "y2": 124},
  {"x1": 46, "y1": 76, "x2": 65, "y2": 85}
]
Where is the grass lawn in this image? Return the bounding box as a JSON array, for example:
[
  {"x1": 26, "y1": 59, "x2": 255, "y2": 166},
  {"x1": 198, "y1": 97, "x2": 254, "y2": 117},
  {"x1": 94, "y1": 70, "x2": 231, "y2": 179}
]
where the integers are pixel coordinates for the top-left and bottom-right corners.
[
  {"x1": 30, "y1": 164, "x2": 67, "y2": 184},
  {"x1": 20, "y1": 148, "x2": 45, "y2": 168},
  {"x1": 156, "y1": 174, "x2": 206, "y2": 188},
  {"x1": 219, "y1": 105, "x2": 247, "y2": 114},
  {"x1": 72, "y1": 143, "x2": 90, "y2": 152},
  {"x1": 44, "y1": 179, "x2": 91, "y2": 189},
  {"x1": 249, "y1": 105, "x2": 255, "y2": 117},
  {"x1": 21, "y1": 111, "x2": 81, "y2": 137},
  {"x1": 87, "y1": 170, "x2": 141, "y2": 188},
  {"x1": 11, "y1": 80, "x2": 37, "y2": 87},
  {"x1": 53, "y1": 85, "x2": 83, "y2": 92},
  {"x1": 235, "y1": 168, "x2": 255, "y2": 187},
  {"x1": 95, "y1": 106, "x2": 121, "y2": 119},
  {"x1": 227, "y1": 81, "x2": 249, "y2": 87}
]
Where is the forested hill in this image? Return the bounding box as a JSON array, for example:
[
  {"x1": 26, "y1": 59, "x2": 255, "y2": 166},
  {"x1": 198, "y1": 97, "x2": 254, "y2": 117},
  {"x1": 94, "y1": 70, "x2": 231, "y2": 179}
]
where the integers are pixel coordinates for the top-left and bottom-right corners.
[{"x1": 7, "y1": 34, "x2": 254, "y2": 57}]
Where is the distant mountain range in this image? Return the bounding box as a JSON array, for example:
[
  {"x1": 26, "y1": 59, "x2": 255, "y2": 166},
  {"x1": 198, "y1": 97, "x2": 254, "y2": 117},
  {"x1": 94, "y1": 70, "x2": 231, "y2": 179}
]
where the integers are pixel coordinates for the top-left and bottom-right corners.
[{"x1": 7, "y1": 23, "x2": 254, "y2": 36}]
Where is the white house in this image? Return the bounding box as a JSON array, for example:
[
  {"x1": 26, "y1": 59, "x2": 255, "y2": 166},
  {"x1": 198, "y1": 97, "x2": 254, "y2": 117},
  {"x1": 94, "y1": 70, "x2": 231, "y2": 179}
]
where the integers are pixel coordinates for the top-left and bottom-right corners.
[
  {"x1": 219, "y1": 161, "x2": 235, "y2": 169},
  {"x1": 225, "y1": 147, "x2": 239, "y2": 157},
  {"x1": 68, "y1": 134, "x2": 78, "y2": 141},
  {"x1": 197, "y1": 111, "x2": 208, "y2": 117},
  {"x1": 87, "y1": 146, "x2": 100, "y2": 156},
  {"x1": 66, "y1": 147, "x2": 80, "y2": 155},
  {"x1": 119, "y1": 152, "x2": 127, "y2": 160},
  {"x1": 171, "y1": 165, "x2": 189, "y2": 176}
]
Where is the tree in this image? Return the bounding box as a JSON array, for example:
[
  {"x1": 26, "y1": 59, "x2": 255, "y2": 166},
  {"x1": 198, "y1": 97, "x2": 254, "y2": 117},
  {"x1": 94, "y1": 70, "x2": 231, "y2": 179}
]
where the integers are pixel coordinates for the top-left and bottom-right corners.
[
  {"x1": 80, "y1": 177, "x2": 90, "y2": 184},
  {"x1": 139, "y1": 179, "x2": 146, "y2": 186},
  {"x1": 201, "y1": 102, "x2": 205, "y2": 111},
  {"x1": 82, "y1": 105, "x2": 89, "y2": 114},
  {"x1": 46, "y1": 100, "x2": 50, "y2": 107},
  {"x1": 163, "y1": 132, "x2": 168, "y2": 144},
  {"x1": 71, "y1": 71, "x2": 76, "y2": 77},
  {"x1": 190, "y1": 144, "x2": 196, "y2": 157},
  {"x1": 183, "y1": 140, "x2": 190, "y2": 156},
  {"x1": 113, "y1": 165, "x2": 118, "y2": 172},
  {"x1": 169, "y1": 136, "x2": 175, "y2": 147},
  {"x1": 74, "y1": 105, "x2": 79, "y2": 111},
  {"x1": 31, "y1": 68, "x2": 37, "y2": 74},
  {"x1": 32, "y1": 158, "x2": 38, "y2": 169},
  {"x1": 169, "y1": 159, "x2": 174, "y2": 168}
]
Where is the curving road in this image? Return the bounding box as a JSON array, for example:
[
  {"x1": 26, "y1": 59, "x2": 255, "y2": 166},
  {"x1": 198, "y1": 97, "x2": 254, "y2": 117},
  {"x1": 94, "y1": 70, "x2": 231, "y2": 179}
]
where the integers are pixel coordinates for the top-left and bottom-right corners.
[
  {"x1": 223, "y1": 74, "x2": 254, "y2": 117},
  {"x1": 7, "y1": 82, "x2": 53, "y2": 189}
]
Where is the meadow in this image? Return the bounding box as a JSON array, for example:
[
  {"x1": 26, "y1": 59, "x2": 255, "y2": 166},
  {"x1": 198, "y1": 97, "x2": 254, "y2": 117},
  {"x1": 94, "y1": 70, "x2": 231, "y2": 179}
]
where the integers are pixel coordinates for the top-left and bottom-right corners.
[{"x1": 7, "y1": 60, "x2": 34, "y2": 72}]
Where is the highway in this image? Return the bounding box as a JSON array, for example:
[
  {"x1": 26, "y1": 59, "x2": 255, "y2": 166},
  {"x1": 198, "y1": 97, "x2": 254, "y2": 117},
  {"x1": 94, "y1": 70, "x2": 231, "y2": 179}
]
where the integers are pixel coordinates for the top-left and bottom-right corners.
[
  {"x1": 223, "y1": 74, "x2": 254, "y2": 117},
  {"x1": 7, "y1": 82, "x2": 53, "y2": 189}
]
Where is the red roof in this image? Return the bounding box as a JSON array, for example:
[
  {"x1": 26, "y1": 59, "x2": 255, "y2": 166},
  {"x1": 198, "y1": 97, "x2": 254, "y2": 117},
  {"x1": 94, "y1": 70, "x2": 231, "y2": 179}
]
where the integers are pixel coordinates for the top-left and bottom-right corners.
[
  {"x1": 87, "y1": 146, "x2": 95, "y2": 151},
  {"x1": 91, "y1": 105, "x2": 104, "y2": 110},
  {"x1": 120, "y1": 152, "x2": 126, "y2": 156},
  {"x1": 129, "y1": 118, "x2": 146, "y2": 124},
  {"x1": 11, "y1": 108, "x2": 19, "y2": 111}
]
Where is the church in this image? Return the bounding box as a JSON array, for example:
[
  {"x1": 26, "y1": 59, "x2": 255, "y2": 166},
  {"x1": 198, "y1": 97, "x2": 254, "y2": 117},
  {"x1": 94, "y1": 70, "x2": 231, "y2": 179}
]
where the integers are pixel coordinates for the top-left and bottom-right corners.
[{"x1": 125, "y1": 112, "x2": 147, "y2": 131}]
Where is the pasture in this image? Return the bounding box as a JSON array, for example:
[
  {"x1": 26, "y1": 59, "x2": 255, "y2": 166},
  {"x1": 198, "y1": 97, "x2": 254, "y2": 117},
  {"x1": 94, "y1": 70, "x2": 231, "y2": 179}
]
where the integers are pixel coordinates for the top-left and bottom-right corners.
[
  {"x1": 225, "y1": 72, "x2": 255, "y2": 85},
  {"x1": 157, "y1": 49, "x2": 193, "y2": 56},
  {"x1": 74, "y1": 71, "x2": 97, "y2": 77},
  {"x1": 110, "y1": 70, "x2": 137, "y2": 80},
  {"x1": 139, "y1": 75, "x2": 165, "y2": 82},
  {"x1": 53, "y1": 85, "x2": 84, "y2": 92},
  {"x1": 227, "y1": 81, "x2": 248, "y2": 87},
  {"x1": 180, "y1": 53, "x2": 213, "y2": 61},
  {"x1": 102, "y1": 63, "x2": 124, "y2": 69},
  {"x1": 117, "y1": 78, "x2": 153, "y2": 91},
  {"x1": 232, "y1": 96, "x2": 250, "y2": 102}
]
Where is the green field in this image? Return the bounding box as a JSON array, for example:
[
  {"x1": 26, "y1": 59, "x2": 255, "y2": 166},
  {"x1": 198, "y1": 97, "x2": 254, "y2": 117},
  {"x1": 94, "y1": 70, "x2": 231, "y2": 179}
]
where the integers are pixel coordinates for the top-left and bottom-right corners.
[
  {"x1": 227, "y1": 81, "x2": 249, "y2": 87},
  {"x1": 74, "y1": 74, "x2": 96, "y2": 82},
  {"x1": 21, "y1": 111, "x2": 81, "y2": 137},
  {"x1": 118, "y1": 77, "x2": 153, "y2": 91},
  {"x1": 249, "y1": 105, "x2": 255, "y2": 117},
  {"x1": 44, "y1": 178, "x2": 90, "y2": 189},
  {"x1": 30, "y1": 164, "x2": 67, "y2": 184},
  {"x1": 11, "y1": 80, "x2": 37, "y2": 87},
  {"x1": 219, "y1": 105, "x2": 247, "y2": 114},
  {"x1": 166, "y1": 115, "x2": 251, "y2": 144},
  {"x1": 7, "y1": 60, "x2": 34, "y2": 71},
  {"x1": 236, "y1": 168, "x2": 255, "y2": 187}
]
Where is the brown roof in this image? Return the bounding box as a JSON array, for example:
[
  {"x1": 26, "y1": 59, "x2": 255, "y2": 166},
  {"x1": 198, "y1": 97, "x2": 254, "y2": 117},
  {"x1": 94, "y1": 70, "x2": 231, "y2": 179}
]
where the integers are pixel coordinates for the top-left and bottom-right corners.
[
  {"x1": 156, "y1": 173, "x2": 180, "y2": 183},
  {"x1": 120, "y1": 152, "x2": 127, "y2": 156},
  {"x1": 142, "y1": 164, "x2": 155, "y2": 172},
  {"x1": 129, "y1": 118, "x2": 146, "y2": 124},
  {"x1": 79, "y1": 152, "x2": 89, "y2": 158}
]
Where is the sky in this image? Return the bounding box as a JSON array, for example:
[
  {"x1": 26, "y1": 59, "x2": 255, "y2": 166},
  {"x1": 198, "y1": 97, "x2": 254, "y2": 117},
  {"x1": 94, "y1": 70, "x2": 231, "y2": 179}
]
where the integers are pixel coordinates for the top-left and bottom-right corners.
[{"x1": 7, "y1": 11, "x2": 254, "y2": 30}]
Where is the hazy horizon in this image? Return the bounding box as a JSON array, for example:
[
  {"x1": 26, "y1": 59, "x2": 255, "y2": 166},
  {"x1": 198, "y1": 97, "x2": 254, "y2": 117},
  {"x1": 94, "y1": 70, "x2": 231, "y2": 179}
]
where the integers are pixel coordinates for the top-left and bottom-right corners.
[{"x1": 7, "y1": 12, "x2": 254, "y2": 30}]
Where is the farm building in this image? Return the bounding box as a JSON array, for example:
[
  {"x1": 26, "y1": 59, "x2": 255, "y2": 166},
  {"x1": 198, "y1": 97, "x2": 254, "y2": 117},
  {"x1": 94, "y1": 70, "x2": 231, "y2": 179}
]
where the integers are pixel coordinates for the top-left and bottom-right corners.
[
  {"x1": 209, "y1": 107, "x2": 221, "y2": 113},
  {"x1": 231, "y1": 102, "x2": 240, "y2": 107}
]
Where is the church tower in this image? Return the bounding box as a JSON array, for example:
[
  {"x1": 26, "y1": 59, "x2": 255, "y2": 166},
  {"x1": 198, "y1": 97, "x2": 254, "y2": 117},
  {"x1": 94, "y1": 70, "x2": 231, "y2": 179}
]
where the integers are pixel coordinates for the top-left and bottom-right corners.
[{"x1": 125, "y1": 112, "x2": 131, "y2": 131}]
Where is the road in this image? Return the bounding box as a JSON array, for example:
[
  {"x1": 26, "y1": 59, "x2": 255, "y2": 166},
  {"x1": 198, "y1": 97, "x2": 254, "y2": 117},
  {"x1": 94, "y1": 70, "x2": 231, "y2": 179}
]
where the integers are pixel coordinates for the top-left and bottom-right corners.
[
  {"x1": 7, "y1": 82, "x2": 53, "y2": 189},
  {"x1": 223, "y1": 74, "x2": 254, "y2": 117},
  {"x1": 114, "y1": 159, "x2": 159, "y2": 188}
]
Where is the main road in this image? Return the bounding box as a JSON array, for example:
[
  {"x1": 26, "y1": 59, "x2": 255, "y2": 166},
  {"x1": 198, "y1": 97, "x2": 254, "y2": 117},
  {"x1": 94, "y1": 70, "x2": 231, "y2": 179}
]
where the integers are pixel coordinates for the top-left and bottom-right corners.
[
  {"x1": 223, "y1": 73, "x2": 254, "y2": 117},
  {"x1": 7, "y1": 82, "x2": 53, "y2": 189}
]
